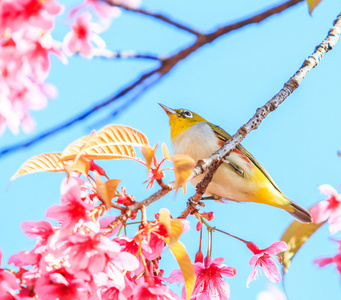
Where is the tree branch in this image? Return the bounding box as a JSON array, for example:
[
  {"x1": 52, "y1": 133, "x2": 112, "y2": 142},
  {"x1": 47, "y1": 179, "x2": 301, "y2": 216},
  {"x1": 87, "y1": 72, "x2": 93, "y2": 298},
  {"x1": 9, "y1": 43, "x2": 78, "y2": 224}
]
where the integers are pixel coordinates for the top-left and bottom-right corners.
[
  {"x1": 0, "y1": 0, "x2": 303, "y2": 158},
  {"x1": 179, "y1": 11, "x2": 341, "y2": 219},
  {"x1": 104, "y1": 0, "x2": 204, "y2": 36},
  {"x1": 91, "y1": 48, "x2": 163, "y2": 61}
]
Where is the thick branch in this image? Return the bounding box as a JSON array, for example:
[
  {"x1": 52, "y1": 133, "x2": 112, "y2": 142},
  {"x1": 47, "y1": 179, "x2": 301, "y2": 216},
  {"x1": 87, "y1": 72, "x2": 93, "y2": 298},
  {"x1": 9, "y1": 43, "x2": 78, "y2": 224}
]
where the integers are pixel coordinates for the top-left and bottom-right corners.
[
  {"x1": 0, "y1": 0, "x2": 303, "y2": 158},
  {"x1": 179, "y1": 12, "x2": 341, "y2": 219}
]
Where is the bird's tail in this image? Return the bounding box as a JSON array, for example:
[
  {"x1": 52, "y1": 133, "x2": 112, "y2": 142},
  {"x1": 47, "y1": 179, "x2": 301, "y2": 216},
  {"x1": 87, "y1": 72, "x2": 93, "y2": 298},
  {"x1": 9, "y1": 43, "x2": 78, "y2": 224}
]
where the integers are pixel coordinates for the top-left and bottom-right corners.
[{"x1": 285, "y1": 199, "x2": 312, "y2": 223}]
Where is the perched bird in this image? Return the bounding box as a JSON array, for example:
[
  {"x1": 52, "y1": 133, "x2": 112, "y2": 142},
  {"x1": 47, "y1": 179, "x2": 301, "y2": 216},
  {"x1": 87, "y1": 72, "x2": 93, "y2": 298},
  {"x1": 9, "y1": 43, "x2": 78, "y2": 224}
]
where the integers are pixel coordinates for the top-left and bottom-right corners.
[{"x1": 159, "y1": 103, "x2": 312, "y2": 223}]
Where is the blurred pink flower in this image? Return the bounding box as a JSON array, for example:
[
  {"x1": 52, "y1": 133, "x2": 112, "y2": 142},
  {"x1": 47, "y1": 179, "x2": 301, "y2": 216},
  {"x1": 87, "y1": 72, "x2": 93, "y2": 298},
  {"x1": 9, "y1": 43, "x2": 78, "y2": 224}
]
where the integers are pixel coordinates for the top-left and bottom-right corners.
[
  {"x1": 314, "y1": 239, "x2": 341, "y2": 275},
  {"x1": 167, "y1": 256, "x2": 236, "y2": 300},
  {"x1": 257, "y1": 284, "x2": 287, "y2": 300},
  {"x1": 131, "y1": 281, "x2": 174, "y2": 300},
  {"x1": 69, "y1": 0, "x2": 121, "y2": 21},
  {"x1": 246, "y1": 241, "x2": 287, "y2": 287},
  {"x1": 0, "y1": 0, "x2": 63, "y2": 35},
  {"x1": 63, "y1": 12, "x2": 106, "y2": 57},
  {"x1": 0, "y1": 27, "x2": 60, "y2": 135},
  {"x1": 0, "y1": 249, "x2": 19, "y2": 299},
  {"x1": 311, "y1": 184, "x2": 341, "y2": 234}
]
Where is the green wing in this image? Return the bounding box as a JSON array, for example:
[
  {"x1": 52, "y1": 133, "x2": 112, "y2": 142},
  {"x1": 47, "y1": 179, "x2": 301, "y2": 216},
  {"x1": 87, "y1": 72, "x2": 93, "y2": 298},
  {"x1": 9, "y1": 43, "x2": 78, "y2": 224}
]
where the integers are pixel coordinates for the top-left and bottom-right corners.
[{"x1": 208, "y1": 122, "x2": 283, "y2": 194}]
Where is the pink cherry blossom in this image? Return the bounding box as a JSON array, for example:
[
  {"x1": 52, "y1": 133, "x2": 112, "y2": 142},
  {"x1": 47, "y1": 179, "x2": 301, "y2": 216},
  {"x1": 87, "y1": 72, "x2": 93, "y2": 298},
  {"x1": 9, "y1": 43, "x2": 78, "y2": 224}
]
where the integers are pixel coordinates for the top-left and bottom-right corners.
[
  {"x1": 63, "y1": 12, "x2": 106, "y2": 57},
  {"x1": 314, "y1": 239, "x2": 341, "y2": 276},
  {"x1": 34, "y1": 268, "x2": 89, "y2": 300},
  {"x1": 311, "y1": 184, "x2": 341, "y2": 234},
  {"x1": 46, "y1": 177, "x2": 94, "y2": 234},
  {"x1": 167, "y1": 256, "x2": 236, "y2": 300},
  {"x1": 246, "y1": 241, "x2": 287, "y2": 287},
  {"x1": 0, "y1": 0, "x2": 63, "y2": 35}
]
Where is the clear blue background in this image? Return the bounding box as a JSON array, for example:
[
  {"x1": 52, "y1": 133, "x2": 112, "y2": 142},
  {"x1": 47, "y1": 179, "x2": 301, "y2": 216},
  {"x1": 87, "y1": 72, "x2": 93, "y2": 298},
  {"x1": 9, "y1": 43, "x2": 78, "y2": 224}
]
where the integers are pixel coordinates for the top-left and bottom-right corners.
[{"x1": 1, "y1": 0, "x2": 341, "y2": 299}]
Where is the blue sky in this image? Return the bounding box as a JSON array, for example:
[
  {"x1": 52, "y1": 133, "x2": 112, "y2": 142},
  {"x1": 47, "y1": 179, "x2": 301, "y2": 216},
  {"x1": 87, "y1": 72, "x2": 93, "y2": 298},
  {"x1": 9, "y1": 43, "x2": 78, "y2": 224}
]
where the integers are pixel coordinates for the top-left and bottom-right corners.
[{"x1": 1, "y1": 0, "x2": 341, "y2": 299}]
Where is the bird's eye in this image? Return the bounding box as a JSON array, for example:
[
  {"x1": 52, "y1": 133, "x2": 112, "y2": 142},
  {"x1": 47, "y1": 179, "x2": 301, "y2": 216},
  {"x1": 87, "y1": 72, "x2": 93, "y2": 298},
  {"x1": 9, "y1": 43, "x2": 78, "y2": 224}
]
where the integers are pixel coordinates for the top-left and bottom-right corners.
[{"x1": 182, "y1": 110, "x2": 193, "y2": 118}]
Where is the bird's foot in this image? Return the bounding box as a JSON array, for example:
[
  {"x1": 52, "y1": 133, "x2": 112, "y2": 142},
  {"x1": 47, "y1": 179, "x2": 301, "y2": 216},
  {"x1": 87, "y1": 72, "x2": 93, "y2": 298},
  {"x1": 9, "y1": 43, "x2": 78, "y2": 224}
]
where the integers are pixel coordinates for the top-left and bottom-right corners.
[{"x1": 187, "y1": 197, "x2": 205, "y2": 208}]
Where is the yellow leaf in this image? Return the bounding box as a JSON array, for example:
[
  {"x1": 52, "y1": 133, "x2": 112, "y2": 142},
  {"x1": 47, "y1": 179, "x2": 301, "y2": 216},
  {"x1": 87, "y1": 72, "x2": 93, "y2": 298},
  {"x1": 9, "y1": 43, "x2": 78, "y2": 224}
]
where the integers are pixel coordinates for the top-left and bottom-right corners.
[
  {"x1": 162, "y1": 143, "x2": 172, "y2": 160},
  {"x1": 306, "y1": 0, "x2": 322, "y2": 14},
  {"x1": 94, "y1": 171, "x2": 120, "y2": 208},
  {"x1": 172, "y1": 155, "x2": 196, "y2": 194},
  {"x1": 11, "y1": 153, "x2": 65, "y2": 181},
  {"x1": 61, "y1": 125, "x2": 149, "y2": 161},
  {"x1": 141, "y1": 144, "x2": 158, "y2": 172},
  {"x1": 170, "y1": 219, "x2": 184, "y2": 246},
  {"x1": 280, "y1": 206, "x2": 326, "y2": 276},
  {"x1": 64, "y1": 157, "x2": 90, "y2": 177},
  {"x1": 169, "y1": 241, "x2": 195, "y2": 300}
]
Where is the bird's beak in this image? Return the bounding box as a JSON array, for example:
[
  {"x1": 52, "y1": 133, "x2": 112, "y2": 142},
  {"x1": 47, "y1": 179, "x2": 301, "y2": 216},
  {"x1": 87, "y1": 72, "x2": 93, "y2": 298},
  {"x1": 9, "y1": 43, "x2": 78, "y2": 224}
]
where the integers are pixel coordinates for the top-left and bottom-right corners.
[{"x1": 159, "y1": 103, "x2": 176, "y2": 116}]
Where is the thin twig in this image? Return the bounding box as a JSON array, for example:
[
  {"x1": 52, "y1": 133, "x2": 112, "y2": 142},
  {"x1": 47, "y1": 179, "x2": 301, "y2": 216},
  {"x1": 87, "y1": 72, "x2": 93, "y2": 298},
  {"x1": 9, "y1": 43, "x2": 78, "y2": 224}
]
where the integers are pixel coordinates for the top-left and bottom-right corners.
[
  {"x1": 179, "y1": 11, "x2": 341, "y2": 219},
  {"x1": 0, "y1": 0, "x2": 303, "y2": 158},
  {"x1": 91, "y1": 48, "x2": 163, "y2": 61},
  {"x1": 104, "y1": 0, "x2": 203, "y2": 36},
  {"x1": 104, "y1": 183, "x2": 173, "y2": 234}
]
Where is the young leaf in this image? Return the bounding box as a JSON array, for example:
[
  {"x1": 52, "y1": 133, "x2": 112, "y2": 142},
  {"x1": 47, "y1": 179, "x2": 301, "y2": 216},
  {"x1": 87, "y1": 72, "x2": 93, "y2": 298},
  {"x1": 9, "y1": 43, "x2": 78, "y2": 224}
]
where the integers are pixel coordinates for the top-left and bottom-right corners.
[
  {"x1": 169, "y1": 241, "x2": 195, "y2": 300},
  {"x1": 11, "y1": 153, "x2": 65, "y2": 181},
  {"x1": 60, "y1": 135, "x2": 92, "y2": 161},
  {"x1": 306, "y1": 0, "x2": 322, "y2": 14},
  {"x1": 64, "y1": 157, "x2": 90, "y2": 177},
  {"x1": 280, "y1": 206, "x2": 326, "y2": 275},
  {"x1": 141, "y1": 144, "x2": 158, "y2": 172},
  {"x1": 94, "y1": 171, "x2": 121, "y2": 208},
  {"x1": 172, "y1": 155, "x2": 196, "y2": 194},
  {"x1": 62, "y1": 125, "x2": 149, "y2": 161},
  {"x1": 162, "y1": 143, "x2": 172, "y2": 160}
]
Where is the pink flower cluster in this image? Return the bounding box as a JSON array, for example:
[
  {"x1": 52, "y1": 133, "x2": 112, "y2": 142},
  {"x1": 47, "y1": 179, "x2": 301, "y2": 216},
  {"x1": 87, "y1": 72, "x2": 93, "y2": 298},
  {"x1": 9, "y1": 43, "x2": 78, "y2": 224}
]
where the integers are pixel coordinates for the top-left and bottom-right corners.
[
  {"x1": 0, "y1": 0, "x2": 142, "y2": 136},
  {"x1": 0, "y1": 0, "x2": 64, "y2": 135},
  {"x1": 312, "y1": 184, "x2": 341, "y2": 278},
  {"x1": 3, "y1": 175, "x2": 179, "y2": 299}
]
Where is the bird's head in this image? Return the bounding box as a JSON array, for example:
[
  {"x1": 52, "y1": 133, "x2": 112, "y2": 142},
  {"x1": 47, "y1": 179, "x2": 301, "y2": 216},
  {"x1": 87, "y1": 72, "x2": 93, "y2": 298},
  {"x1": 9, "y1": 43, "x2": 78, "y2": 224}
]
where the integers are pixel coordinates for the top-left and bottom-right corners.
[{"x1": 159, "y1": 103, "x2": 207, "y2": 140}]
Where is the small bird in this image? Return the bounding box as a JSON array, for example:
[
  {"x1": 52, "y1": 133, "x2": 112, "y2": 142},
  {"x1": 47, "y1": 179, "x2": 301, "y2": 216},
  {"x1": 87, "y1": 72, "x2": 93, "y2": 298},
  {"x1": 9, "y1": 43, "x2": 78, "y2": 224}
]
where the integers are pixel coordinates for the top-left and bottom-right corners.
[{"x1": 159, "y1": 103, "x2": 312, "y2": 223}]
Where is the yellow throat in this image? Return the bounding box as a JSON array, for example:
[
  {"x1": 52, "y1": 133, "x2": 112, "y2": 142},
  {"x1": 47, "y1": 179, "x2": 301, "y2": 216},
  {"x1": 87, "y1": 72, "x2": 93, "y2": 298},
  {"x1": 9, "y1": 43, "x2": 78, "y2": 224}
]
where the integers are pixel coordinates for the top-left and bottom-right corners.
[{"x1": 158, "y1": 103, "x2": 207, "y2": 140}]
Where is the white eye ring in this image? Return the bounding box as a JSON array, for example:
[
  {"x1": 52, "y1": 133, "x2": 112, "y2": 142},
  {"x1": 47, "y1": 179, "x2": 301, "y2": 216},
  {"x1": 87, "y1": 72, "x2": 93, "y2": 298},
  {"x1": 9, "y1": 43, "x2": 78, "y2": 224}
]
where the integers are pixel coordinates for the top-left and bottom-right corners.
[{"x1": 183, "y1": 110, "x2": 193, "y2": 118}]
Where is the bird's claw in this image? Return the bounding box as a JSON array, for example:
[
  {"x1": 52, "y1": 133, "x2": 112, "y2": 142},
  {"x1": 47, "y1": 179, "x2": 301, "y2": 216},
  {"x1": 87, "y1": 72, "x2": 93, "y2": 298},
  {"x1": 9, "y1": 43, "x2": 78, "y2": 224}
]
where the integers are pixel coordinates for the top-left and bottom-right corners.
[{"x1": 187, "y1": 197, "x2": 205, "y2": 208}]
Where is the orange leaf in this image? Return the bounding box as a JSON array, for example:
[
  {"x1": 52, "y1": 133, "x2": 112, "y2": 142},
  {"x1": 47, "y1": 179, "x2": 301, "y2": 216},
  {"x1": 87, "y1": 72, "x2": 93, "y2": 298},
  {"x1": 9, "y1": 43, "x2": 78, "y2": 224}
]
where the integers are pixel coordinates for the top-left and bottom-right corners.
[
  {"x1": 94, "y1": 171, "x2": 121, "y2": 208},
  {"x1": 162, "y1": 143, "x2": 172, "y2": 160},
  {"x1": 141, "y1": 144, "x2": 158, "y2": 172},
  {"x1": 169, "y1": 241, "x2": 195, "y2": 300},
  {"x1": 60, "y1": 135, "x2": 92, "y2": 161},
  {"x1": 61, "y1": 125, "x2": 149, "y2": 161},
  {"x1": 280, "y1": 205, "x2": 326, "y2": 276},
  {"x1": 11, "y1": 153, "x2": 65, "y2": 181},
  {"x1": 172, "y1": 155, "x2": 195, "y2": 194},
  {"x1": 64, "y1": 157, "x2": 90, "y2": 177}
]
